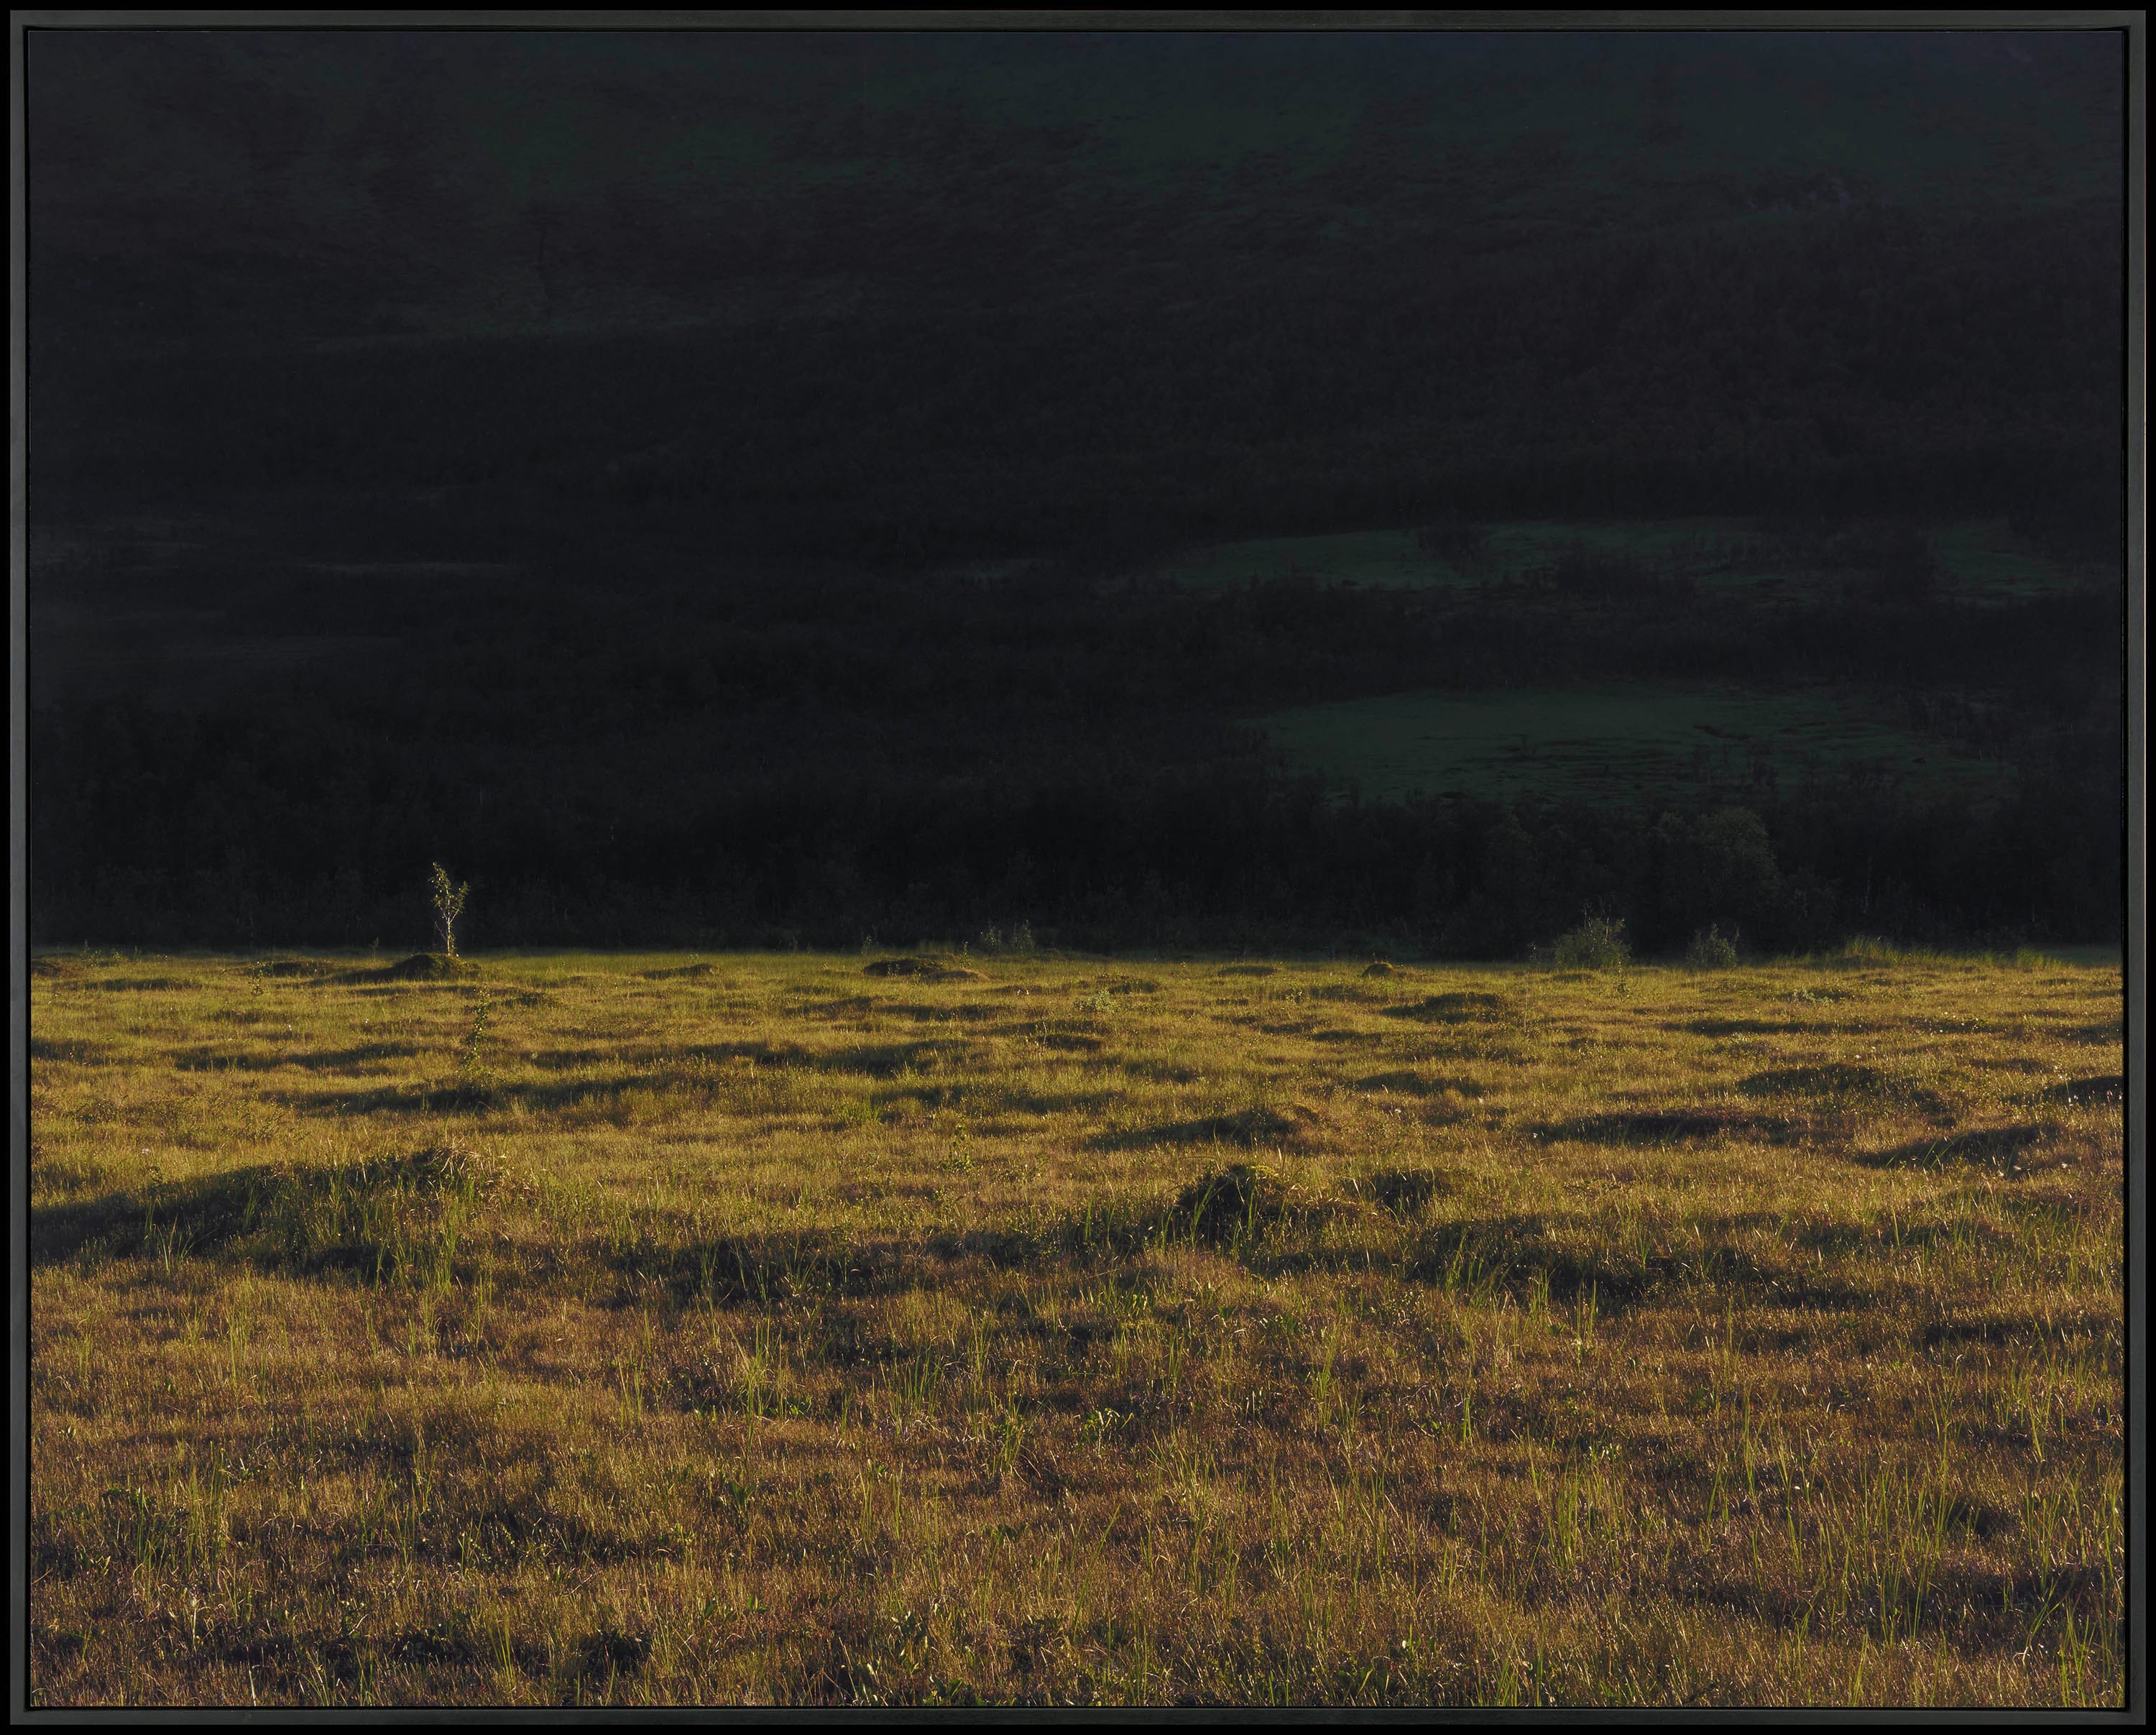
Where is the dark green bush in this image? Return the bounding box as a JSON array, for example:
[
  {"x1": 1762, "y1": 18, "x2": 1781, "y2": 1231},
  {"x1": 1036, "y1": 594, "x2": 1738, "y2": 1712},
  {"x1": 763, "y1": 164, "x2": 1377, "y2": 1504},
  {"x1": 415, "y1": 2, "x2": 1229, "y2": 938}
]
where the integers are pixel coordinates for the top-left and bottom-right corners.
[
  {"x1": 1685, "y1": 924, "x2": 1741, "y2": 969},
  {"x1": 1550, "y1": 913, "x2": 1630, "y2": 970}
]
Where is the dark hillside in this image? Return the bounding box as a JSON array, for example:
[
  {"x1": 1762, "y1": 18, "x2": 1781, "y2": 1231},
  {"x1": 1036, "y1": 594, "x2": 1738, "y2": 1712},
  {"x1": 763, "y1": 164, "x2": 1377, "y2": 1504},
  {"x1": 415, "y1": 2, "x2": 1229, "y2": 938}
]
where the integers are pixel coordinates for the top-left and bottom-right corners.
[{"x1": 25, "y1": 29, "x2": 2127, "y2": 952}]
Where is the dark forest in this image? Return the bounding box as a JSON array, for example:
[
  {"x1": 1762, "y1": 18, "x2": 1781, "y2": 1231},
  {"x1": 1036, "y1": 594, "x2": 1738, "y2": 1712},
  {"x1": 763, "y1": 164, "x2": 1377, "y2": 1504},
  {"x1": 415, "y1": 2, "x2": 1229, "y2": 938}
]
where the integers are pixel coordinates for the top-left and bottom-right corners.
[{"x1": 26, "y1": 30, "x2": 2127, "y2": 955}]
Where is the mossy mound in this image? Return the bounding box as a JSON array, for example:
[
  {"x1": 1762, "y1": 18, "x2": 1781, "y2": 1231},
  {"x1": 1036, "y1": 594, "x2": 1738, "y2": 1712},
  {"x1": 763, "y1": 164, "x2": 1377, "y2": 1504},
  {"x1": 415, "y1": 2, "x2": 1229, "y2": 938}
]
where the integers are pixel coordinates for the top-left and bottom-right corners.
[
  {"x1": 1360, "y1": 1167, "x2": 1457, "y2": 1218},
  {"x1": 2044, "y1": 1074, "x2": 2122, "y2": 1107},
  {"x1": 1173, "y1": 1162, "x2": 1304, "y2": 1243},
  {"x1": 864, "y1": 957, "x2": 982, "y2": 982},
  {"x1": 261, "y1": 956, "x2": 341, "y2": 979},
  {"x1": 382, "y1": 952, "x2": 480, "y2": 980}
]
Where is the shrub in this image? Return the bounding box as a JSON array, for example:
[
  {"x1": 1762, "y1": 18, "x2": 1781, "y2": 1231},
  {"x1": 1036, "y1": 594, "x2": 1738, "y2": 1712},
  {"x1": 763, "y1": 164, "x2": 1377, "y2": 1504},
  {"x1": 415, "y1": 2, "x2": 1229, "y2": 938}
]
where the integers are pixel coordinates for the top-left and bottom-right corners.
[
  {"x1": 975, "y1": 921, "x2": 1039, "y2": 955},
  {"x1": 268, "y1": 1143, "x2": 494, "y2": 1285},
  {"x1": 1685, "y1": 924, "x2": 1741, "y2": 970},
  {"x1": 1550, "y1": 913, "x2": 1631, "y2": 970}
]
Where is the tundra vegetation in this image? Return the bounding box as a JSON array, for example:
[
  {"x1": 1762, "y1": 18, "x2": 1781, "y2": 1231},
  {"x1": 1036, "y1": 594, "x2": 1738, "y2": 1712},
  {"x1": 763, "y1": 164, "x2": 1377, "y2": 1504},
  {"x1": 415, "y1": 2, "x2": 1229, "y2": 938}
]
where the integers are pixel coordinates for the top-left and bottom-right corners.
[{"x1": 29, "y1": 945, "x2": 2122, "y2": 1706}]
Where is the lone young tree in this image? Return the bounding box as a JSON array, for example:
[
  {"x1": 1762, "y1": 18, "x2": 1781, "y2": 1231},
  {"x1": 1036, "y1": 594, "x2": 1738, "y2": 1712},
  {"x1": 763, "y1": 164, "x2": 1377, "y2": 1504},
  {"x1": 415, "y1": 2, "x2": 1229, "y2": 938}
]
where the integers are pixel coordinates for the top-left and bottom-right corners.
[{"x1": 429, "y1": 863, "x2": 470, "y2": 960}]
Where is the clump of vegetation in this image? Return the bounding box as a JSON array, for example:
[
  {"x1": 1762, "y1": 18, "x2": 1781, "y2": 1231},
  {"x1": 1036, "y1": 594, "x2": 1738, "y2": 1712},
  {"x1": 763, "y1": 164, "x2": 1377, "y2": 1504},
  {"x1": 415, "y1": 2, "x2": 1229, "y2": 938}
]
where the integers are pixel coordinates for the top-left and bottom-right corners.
[
  {"x1": 1549, "y1": 913, "x2": 1631, "y2": 970},
  {"x1": 1171, "y1": 1161, "x2": 1302, "y2": 1243},
  {"x1": 1685, "y1": 923, "x2": 1741, "y2": 970},
  {"x1": 265, "y1": 1143, "x2": 495, "y2": 1284},
  {"x1": 45, "y1": 1143, "x2": 502, "y2": 1287},
  {"x1": 1833, "y1": 934, "x2": 1962, "y2": 968},
  {"x1": 454, "y1": 993, "x2": 495, "y2": 1097}
]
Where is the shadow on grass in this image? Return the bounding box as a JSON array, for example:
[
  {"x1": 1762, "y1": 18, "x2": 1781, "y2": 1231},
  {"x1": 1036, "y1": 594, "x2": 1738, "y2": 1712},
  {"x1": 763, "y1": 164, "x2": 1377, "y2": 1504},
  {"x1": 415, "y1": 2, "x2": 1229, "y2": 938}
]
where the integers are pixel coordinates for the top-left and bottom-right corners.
[
  {"x1": 967, "y1": 1166, "x2": 1877, "y2": 1316},
  {"x1": 29, "y1": 1036, "x2": 118, "y2": 1066},
  {"x1": 2044, "y1": 1073, "x2": 2122, "y2": 1107},
  {"x1": 1102, "y1": 1185, "x2": 1879, "y2": 1315},
  {"x1": 819, "y1": 1041, "x2": 976, "y2": 1077},
  {"x1": 275, "y1": 1081, "x2": 499, "y2": 1116},
  {"x1": 1738, "y1": 1062, "x2": 1948, "y2": 1116},
  {"x1": 863, "y1": 957, "x2": 982, "y2": 981},
  {"x1": 1854, "y1": 1122, "x2": 2063, "y2": 1174},
  {"x1": 191, "y1": 1607, "x2": 640, "y2": 1693},
  {"x1": 1543, "y1": 1107, "x2": 1797, "y2": 1146},
  {"x1": 1356, "y1": 1070, "x2": 1484, "y2": 1097},
  {"x1": 32, "y1": 1169, "x2": 268, "y2": 1268},
  {"x1": 277, "y1": 1030, "x2": 1088, "y2": 1119},
  {"x1": 609, "y1": 1169, "x2": 1333, "y2": 1307},
  {"x1": 655, "y1": 1039, "x2": 979, "y2": 1077},
  {"x1": 1088, "y1": 1105, "x2": 1320, "y2": 1152},
  {"x1": 277, "y1": 1046, "x2": 1087, "y2": 1122},
  {"x1": 1033, "y1": 1031, "x2": 1105, "y2": 1052},
  {"x1": 872, "y1": 1082, "x2": 1120, "y2": 1119},
  {"x1": 46, "y1": 1149, "x2": 1886, "y2": 1326},
  {"x1": 1352, "y1": 1167, "x2": 1459, "y2": 1218},
  {"x1": 1788, "y1": 1215, "x2": 1997, "y2": 1255},
  {"x1": 1381, "y1": 991, "x2": 1516, "y2": 1023},
  {"x1": 32, "y1": 1144, "x2": 493, "y2": 1281},
  {"x1": 1169, "y1": 1183, "x2": 1864, "y2": 1314},
  {"x1": 1397, "y1": 1214, "x2": 1872, "y2": 1312},
  {"x1": 610, "y1": 1226, "x2": 928, "y2": 1307},
  {"x1": 175, "y1": 1041, "x2": 425, "y2": 1074}
]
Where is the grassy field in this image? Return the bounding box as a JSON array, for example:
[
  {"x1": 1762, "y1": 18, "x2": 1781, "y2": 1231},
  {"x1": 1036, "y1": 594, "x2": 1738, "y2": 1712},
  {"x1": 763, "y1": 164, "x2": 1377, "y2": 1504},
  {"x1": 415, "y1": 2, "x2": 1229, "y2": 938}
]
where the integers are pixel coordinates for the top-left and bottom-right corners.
[
  {"x1": 1254, "y1": 683, "x2": 2012, "y2": 807},
  {"x1": 28, "y1": 947, "x2": 2124, "y2": 1706}
]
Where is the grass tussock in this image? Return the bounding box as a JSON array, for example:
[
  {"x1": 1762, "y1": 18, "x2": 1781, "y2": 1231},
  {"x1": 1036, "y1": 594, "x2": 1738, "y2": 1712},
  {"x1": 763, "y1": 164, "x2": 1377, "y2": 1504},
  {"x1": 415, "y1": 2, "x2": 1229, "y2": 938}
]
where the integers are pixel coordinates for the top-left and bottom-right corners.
[
  {"x1": 1170, "y1": 1162, "x2": 1309, "y2": 1244},
  {"x1": 28, "y1": 947, "x2": 2124, "y2": 1707}
]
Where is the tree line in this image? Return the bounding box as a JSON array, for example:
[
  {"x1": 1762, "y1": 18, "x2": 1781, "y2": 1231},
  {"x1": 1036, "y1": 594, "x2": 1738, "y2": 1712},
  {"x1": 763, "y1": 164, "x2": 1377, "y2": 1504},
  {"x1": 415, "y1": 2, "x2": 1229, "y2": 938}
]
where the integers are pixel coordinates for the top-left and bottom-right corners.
[{"x1": 30, "y1": 548, "x2": 2120, "y2": 954}]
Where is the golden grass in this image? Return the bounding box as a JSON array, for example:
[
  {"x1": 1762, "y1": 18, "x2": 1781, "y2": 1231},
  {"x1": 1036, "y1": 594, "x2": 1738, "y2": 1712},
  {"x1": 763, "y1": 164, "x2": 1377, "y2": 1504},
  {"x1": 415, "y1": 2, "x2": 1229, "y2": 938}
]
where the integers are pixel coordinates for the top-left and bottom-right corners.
[{"x1": 28, "y1": 946, "x2": 2124, "y2": 1706}]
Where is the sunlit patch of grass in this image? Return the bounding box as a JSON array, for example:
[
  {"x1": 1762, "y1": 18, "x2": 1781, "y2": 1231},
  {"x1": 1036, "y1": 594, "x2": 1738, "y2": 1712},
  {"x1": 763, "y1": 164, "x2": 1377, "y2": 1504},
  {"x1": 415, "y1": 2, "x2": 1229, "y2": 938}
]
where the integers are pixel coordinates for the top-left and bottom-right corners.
[{"x1": 28, "y1": 948, "x2": 2123, "y2": 1706}]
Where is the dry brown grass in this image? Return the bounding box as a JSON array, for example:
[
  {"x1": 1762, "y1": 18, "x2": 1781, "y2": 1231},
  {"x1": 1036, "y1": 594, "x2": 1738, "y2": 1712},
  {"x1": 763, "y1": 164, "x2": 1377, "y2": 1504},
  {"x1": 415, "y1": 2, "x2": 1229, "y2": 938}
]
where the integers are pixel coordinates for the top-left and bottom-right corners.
[{"x1": 27, "y1": 945, "x2": 2124, "y2": 1706}]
